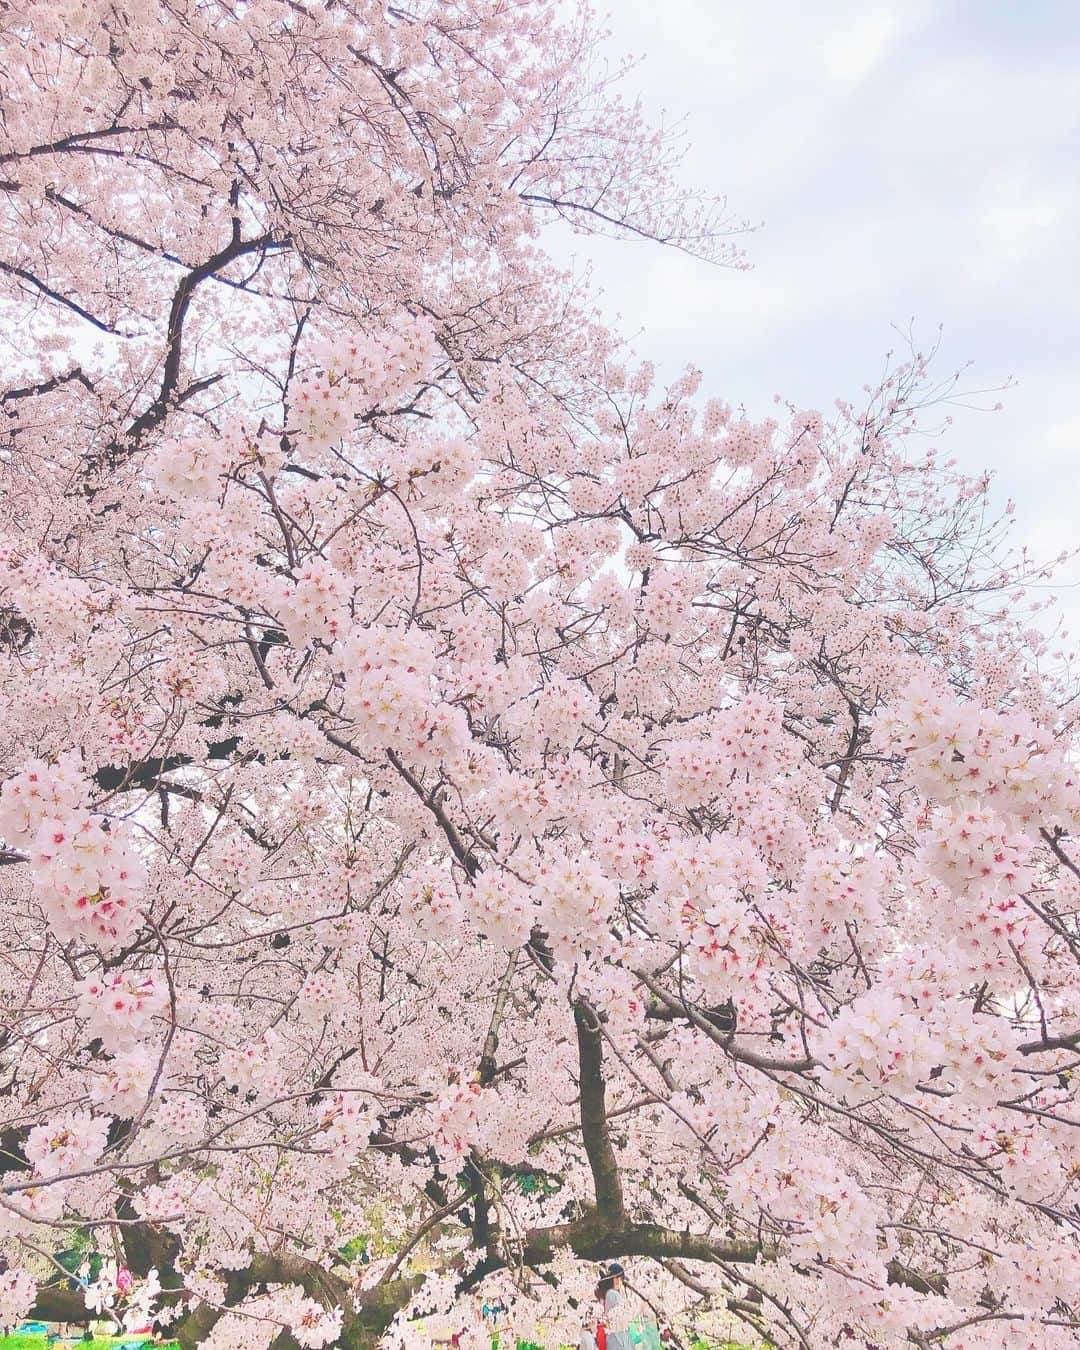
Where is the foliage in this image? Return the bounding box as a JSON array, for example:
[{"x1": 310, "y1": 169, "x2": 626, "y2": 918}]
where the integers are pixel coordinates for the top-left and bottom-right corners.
[{"x1": 337, "y1": 1235, "x2": 370, "y2": 1266}]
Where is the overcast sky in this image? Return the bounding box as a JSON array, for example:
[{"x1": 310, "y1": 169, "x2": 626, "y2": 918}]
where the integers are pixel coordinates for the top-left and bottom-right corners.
[{"x1": 546, "y1": 0, "x2": 1080, "y2": 632}]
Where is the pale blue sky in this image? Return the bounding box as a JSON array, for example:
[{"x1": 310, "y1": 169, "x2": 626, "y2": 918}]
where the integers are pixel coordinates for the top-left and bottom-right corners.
[{"x1": 547, "y1": 0, "x2": 1080, "y2": 632}]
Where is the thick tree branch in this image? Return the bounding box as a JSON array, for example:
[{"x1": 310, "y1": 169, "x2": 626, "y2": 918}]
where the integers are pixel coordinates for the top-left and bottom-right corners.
[
  {"x1": 574, "y1": 999, "x2": 626, "y2": 1225},
  {"x1": 479, "y1": 952, "x2": 519, "y2": 1085},
  {"x1": 637, "y1": 970, "x2": 816, "y2": 1072},
  {"x1": 0, "y1": 258, "x2": 124, "y2": 334}
]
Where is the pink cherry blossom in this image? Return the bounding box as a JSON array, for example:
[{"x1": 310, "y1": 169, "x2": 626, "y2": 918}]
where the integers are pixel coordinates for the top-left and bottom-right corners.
[{"x1": 0, "y1": 2, "x2": 1075, "y2": 1345}]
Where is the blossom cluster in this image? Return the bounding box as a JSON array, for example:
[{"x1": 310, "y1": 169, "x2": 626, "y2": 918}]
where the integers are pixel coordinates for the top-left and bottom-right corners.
[
  {"x1": 295, "y1": 317, "x2": 439, "y2": 453},
  {"x1": 25, "y1": 1108, "x2": 111, "y2": 1179},
  {"x1": 315, "y1": 1090, "x2": 378, "y2": 1174},
  {"x1": 428, "y1": 1075, "x2": 487, "y2": 1177},
  {"x1": 465, "y1": 868, "x2": 535, "y2": 948},
  {"x1": 0, "y1": 1267, "x2": 37, "y2": 1329},
  {"x1": 76, "y1": 969, "x2": 168, "y2": 1051},
  {"x1": 338, "y1": 624, "x2": 466, "y2": 758},
  {"x1": 817, "y1": 986, "x2": 1022, "y2": 1105},
  {"x1": 664, "y1": 691, "x2": 793, "y2": 807},
  {"x1": 276, "y1": 558, "x2": 349, "y2": 648},
  {"x1": 0, "y1": 753, "x2": 147, "y2": 949},
  {"x1": 726, "y1": 1120, "x2": 891, "y2": 1278},
  {"x1": 84, "y1": 1261, "x2": 162, "y2": 1333},
  {"x1": 0, "y1": 536, "x2": 96, "y2": 643},
  {"x1": 875, "y1": 683, "x2": 1080, "y2": 831}
]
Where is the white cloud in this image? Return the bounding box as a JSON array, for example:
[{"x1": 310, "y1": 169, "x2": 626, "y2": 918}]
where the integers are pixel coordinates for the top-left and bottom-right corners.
[
  {"x1": 824, "y1": 5, "x2": 910, "y2": 81},
  {"x1": 971, "y1": 183, "x2": 1071, "y2": 278},
  {"x1": 546, "y1": 0, "x2": 1080, "y2": 626}
]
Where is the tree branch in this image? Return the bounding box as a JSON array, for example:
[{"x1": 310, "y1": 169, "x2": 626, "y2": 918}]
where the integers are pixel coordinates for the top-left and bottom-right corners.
[
  {"x1": 637, "y1": 970, "x2": 815, "y2": 1072},
  {"x1": 574, "y1": 999, "x2": 626, "y2": 1225}
]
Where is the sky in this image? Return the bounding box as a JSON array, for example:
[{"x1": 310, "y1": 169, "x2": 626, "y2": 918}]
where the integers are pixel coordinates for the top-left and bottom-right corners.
[{"x1": 545, "y1": 0, "x2": 1080, "y2": 632}]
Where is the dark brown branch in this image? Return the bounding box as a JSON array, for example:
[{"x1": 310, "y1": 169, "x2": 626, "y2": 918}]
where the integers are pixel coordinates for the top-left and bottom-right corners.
[
  {"x1": 574, "y1": 999, "x2": 625, "y2": 1224},
  {"x1": 384, "y1": 747, "x2": 480, "y2": 877},
  {"x1": 2, "y1": 366, "x2": 93, "y2": 406},
  {"x1": 479, "y1": 952, "x2": 518, "y2": 1085},
  {"x1": 637, "y1": 970, "x2": 815, "y2": 1072},
  {"x1": 0, "y1": 258, "x2": 123, "y2": 334},
  {"x1": 1017, "y1": 1030, "x2": 1080, "y2": 1055},
  {"x1": 124, "y1": 232, "x2": 283, "y2": 446}
]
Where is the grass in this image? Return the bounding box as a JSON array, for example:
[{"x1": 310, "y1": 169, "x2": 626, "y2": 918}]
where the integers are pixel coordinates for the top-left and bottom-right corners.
[{"x1": 0, "y1": 1338, "x2": 178, "y2": 1349}]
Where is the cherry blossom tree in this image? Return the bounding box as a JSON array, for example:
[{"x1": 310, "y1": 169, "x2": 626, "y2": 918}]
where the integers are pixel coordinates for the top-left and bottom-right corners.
[{"x1": 1, "y1": 2, "x2": 1078, "y2": 1348}]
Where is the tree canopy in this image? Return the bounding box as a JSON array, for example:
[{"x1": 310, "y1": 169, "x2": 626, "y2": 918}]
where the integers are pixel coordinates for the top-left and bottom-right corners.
[{"x1": 0, "y1": 2, "x2": 1077, "y2": 1347}]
